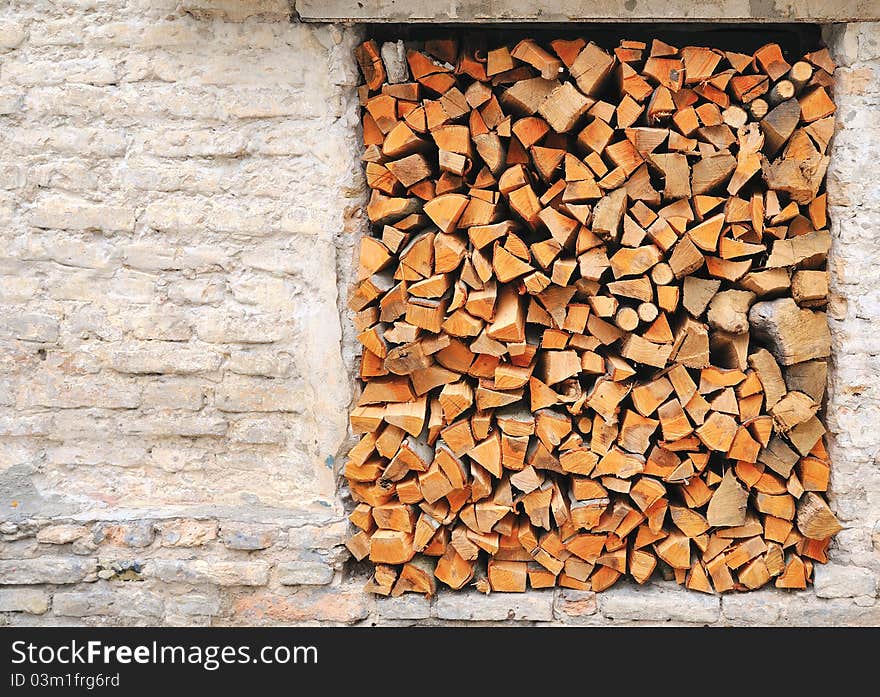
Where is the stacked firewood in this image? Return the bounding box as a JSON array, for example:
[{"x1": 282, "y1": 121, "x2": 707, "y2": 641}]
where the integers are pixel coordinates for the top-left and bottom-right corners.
[{"x1": 346, "y1": 35, "x2": 840, "y2": 596}]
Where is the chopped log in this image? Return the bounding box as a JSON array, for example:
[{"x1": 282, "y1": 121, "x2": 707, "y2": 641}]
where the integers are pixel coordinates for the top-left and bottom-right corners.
[
  {"x1": 765, "y1": 229, "x2": 830, "y2": 270},
  {"x1": 707, "y1": 289, "x2": 755, "y2": 335},
  {"x1": 707, "y1": 469, "x2": 749, "y2": 527},
  {"x1": 488, "y1": 559, "x2": 528, "y2": 592},
  {"x1": 797, "y1": 492, "x2": 843, "y2": 539},
  {"x1": 784, "y1": 359, "x2": 827, "y2": 403},
  {"x1": 356, "y1": 40, "x2": 387, "y2": 91},
  {"x1": 749, "y1": 298, "x2": 831, "y2": 366},
  {"x1": 668, "y1": 235, "x2": 704, "y2": 279},
  {"x1": 759, "y1": 436, "x2": 800, "y2": 478},
  {"x1": 683, "y1": 277, "x2": 721, "y2": 318},
  {"x1": 570, "y1": 43, "x2": 614, "y2": 96},
  {"x1": 771, "y1": 391, "x2": 818, "y2": 432},
  {"x1": 691, "y1": 151, "x2": 736, "y2": 196}
]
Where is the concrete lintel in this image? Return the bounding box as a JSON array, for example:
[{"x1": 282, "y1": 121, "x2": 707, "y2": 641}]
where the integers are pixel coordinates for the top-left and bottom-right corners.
[{"x1": 296, "y1": 0, "x2": 880, "y2": 23}]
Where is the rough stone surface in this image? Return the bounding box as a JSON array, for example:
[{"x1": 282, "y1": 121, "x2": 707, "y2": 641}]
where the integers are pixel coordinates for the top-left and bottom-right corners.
[
  {"x1": 0, "y1": 3, "x2": 876, "y2": 627},
  {"x1": 0, "y1": 0, "x2": 357, "y2": 531}
]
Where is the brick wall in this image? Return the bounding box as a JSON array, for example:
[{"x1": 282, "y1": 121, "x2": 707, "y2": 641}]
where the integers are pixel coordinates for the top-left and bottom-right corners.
[{"x1": 0, "y1": 1, "x2": 877, "y2": 625}]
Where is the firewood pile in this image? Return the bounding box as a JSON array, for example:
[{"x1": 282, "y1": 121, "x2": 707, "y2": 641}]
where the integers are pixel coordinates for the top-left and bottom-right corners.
[{"x1": 346, "y1": 34, "x2": 840, "y2": 596}]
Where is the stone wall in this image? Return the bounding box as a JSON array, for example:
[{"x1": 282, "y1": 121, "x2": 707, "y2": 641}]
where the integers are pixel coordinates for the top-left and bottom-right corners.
[{"x1": 0, "y1": 1, "x2": 877, "y2": 625}]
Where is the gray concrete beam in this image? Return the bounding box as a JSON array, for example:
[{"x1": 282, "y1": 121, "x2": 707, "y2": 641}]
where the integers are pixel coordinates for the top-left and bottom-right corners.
[{"x1": 296, "y1": 0, "x2": 880, "y2": 23}]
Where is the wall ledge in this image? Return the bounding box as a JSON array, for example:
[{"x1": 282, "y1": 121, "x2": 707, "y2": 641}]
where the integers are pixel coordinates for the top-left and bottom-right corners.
[{"x1": 296, "y1": 1, "x2": 880, "y2": 23}]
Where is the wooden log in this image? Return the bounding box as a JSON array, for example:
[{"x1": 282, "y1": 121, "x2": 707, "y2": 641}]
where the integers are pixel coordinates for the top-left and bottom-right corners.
[{"x1": 749, "y1": 298, "x2": 831, "y2": 366}]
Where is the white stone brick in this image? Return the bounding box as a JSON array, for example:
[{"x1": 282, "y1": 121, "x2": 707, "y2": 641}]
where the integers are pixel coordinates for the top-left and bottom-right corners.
[
  {"x1": 434, "y1": 590, "x2": 554, "y2": 621},
  {"x1": 0, "y1": 313, "x2": 59, "y2": 342},
  {"x1": 179, "y1": 0, "x2": 291, "y2": 22},
  {"x1": 166, "y1": 593, "x2": 221, "y2": 617},
  {"x1": 7, "y1": 127, "x2": 127, "y2": 158},
  {"x1": 376, "y1": 594, "x2": 431, "y2": 620},
  {"x1": 18, "y1": 373, "x2": 141, "y2": 409},
  {"x1": 120, "y1": 411, "x2": 227, "y2": 437},
  {"x1": 45, "y1": 441, "x2": 149, "y2": 468},
  {"x1": 0, "y1": 20, "x2": 26, "y2": 50},
  {"x1": 814, "y1": 564, "x2": 878, "y2": 598},
  {"x1": 229, "y1": 274, "x2": 296, "y2": 309},
  {"x1": 146, "y1": 560, "x2": 270, "y2": 586},
  {"x1": 219, "y1": 523, "x2": 277, "y2": 550},
  {"x1": 0, "y1": 589, "x2": 50, "y2": 614},
  {"x1": 215, "y1": 375, "x2": 304, "y2": 413},
  {"x1": 0, "y1": 412, "x2": 52, "y2": 436},
  {"x1": 30, "y1": 196, "x2": 134, "y2": 233},
  {"x1": 721, "y1": 592, "x2": 797, "y2": 624},
  {"x1": 36, "y1": 524, "x2": 90, "y2": 545},
  {"x1": 287, "y1": 521, "x2": 348, "y2": 552},
  {"x1": 53, "y1": 587, "x2": 164, "y2": 618},
  {"x1": 278, "y1": 561, "x2": 334, "y2": 586},
  {"x1": 123, "y1": 309, "x2": 192, "y2": 341},
  {"x1": 782, "y1": 598, "x2": 880, "y2": 626},
  {"x1": 194, "y1": 311, "x2": 287, "y2": 344},
  {"x1": 599, "y1": 583, "x2": 721, "y2": 623},
  {"x1": 157, "y1": 519, "x2": 218, "y2": 547},
  {"x1": 226, "y1": 349, "x2": 294, "y2": 378},
  {"x1": 0, "y1": 558, "x2": 96, "y2": 585},
  {"x1": 167, "y1": 279, "x2": 226, "y2": 306},
  {"x1": 228, "y1": 415, "x2": 287, "y2": 443},
  {"x1": 0, "y1": 89, "x2": 21, "y2": 114},
  {"x1": 24, "y1": 236, "x2": 118, "y2": 270},
  {"x1": 142, "y1": 380, "x2": 208, "y2": 411},
  {"x1": 109, "y1": 343, "x2": 222, "y2": 375},
  {"x1": 3, "y1": 56, "x2": 119, "y2": 86}
]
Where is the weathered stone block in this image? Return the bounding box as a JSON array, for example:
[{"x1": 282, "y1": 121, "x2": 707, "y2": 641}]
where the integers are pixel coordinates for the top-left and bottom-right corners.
[
  {"x1": 36, "y1": 524, "x2": 89, "y2": 545},
  {"x1": 599, "y1": 583, "x2": 720, "y2": 623},
  {"x1": 813, "y1": 564, "x2": 877, "y2": 598},
  {"x1": 180, "y1": 0, "x2": 291, "y2": 22},
  {"x1": 278, "y1": 561, "x2": 334, "y2": 586},
  {"x1": 166, "y1": 593, "x2": 221, "y2": 618},
  {"x1": 219, "y1": 523, "x2": 278, "y2": 551},
  {"x1": 146, "y1": 560, "x2": 270, "y2": 586},
  {"x1": 434, "y1": 590, "x2": 554, "y2": 621},
  {"x1": 0, "y1": 20, "x2": 26, "y2": 50},
  {"x1": 30, "y1": 196, "x2": 134, "y2": 232},
  {"x1": 376, "y1": 594, "x2": 431, "y2": 620},
  {"x1": 0, "y1": 314, "x2": 59, "y2": 343},
  {"x1": 53, "y1": 587, "x2": 164, "y2": 619},
  {"x1": 110, "y1": 344, "x2": 222, "y2": 375},
  {"x1": 554, "y1": 589, "x2": 599, "y2": 622},
  {"x1": 215, "y1": 376, "x2": 303, "y2": 413},
  {"x1": 231, "y1": 587, "x2": 372, "y2": 624},
  {"x1": 0, "y1": 589, "x2": 50, "y2": 614},
  {"x1": 157, "y1": 520, "x2": 218, "y2": 548},
  {"x1": 0, "y1": 558, "x2": 96, "y2": 585},
  {"x1": 96, "y1": 522, "x2": 155, "y2": 549},
  {"x1": 18, "y1": 374, "x2": 141, "y2": 409}
]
